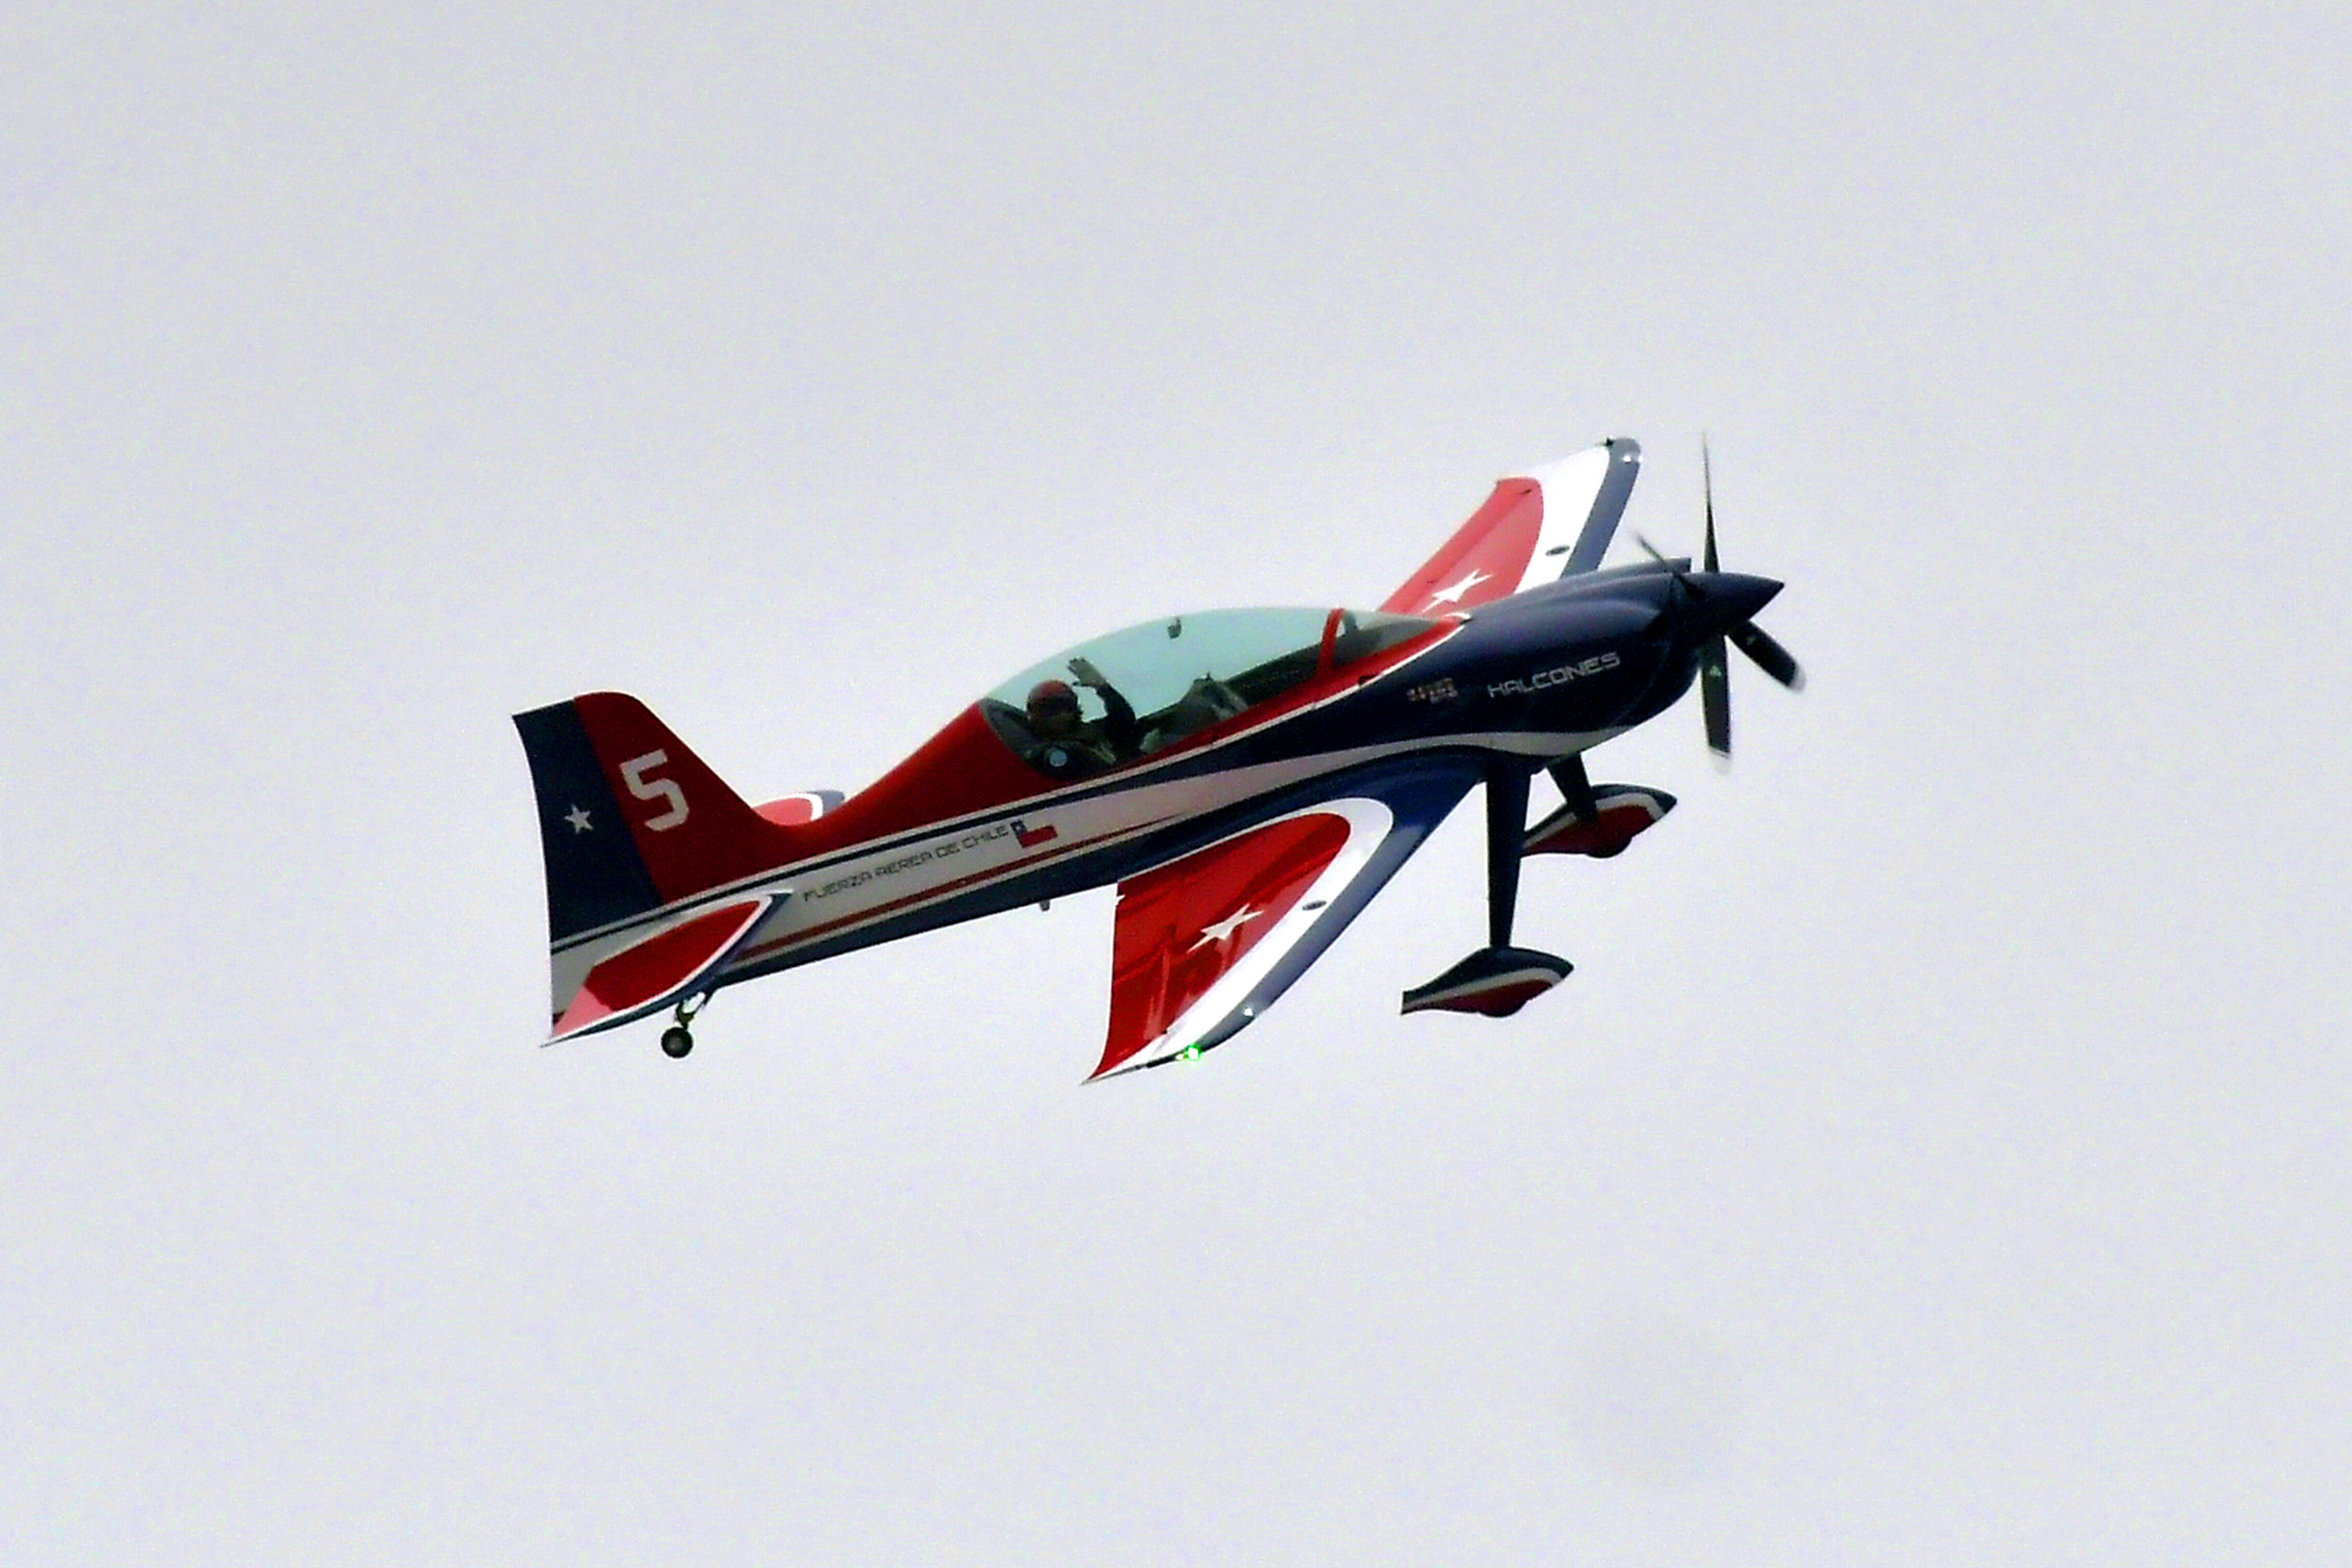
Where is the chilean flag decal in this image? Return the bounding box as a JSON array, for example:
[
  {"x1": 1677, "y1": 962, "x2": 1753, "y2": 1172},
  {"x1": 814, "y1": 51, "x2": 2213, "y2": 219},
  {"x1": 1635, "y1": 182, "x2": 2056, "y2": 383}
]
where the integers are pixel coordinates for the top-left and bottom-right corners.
[{"x1": 1014, "y1": 818, "x2": 1058, "y2": 849}]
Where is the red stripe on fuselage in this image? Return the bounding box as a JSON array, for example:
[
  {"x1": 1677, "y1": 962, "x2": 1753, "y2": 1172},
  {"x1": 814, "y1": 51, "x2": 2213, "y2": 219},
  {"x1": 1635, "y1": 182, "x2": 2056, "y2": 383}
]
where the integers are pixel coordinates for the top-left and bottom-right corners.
[
  {"x1": 768, "y1": 620, "x2": 1458, "y2": 866},
  {"x1": 777, "y1": 706, "x2": 1048, "y2": 859}
]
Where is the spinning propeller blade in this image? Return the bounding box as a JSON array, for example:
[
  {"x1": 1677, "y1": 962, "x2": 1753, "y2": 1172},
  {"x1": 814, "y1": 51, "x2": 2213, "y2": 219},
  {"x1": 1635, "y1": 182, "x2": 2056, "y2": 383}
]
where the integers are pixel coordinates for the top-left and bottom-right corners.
[
  {"x1": 1728, "y1": 620, "x2": 1803, "y2": 692},
  {"x1": 1696, "y1": 436, "x2": 1734, "y2": 754},
  {"x1": 1701, "y1": 635, "x2": 1732, "y2": 756},
  {"x1": 1698, "y1": 436, "x2": 1732, "y2": 755},
  {"x1": 1701, "y1": 436, "x2": 1720, "y2": 574},
  {"x1": 1647, "y1": 439, "x2": 1803, "y2": 759}
]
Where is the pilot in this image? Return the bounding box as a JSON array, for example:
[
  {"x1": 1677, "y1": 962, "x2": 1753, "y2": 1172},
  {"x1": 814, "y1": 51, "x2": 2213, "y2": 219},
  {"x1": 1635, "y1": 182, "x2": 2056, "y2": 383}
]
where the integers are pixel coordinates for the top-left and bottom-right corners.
[{"x1": 1024, "y1": 657, "x2": 1138, "y2": 779}]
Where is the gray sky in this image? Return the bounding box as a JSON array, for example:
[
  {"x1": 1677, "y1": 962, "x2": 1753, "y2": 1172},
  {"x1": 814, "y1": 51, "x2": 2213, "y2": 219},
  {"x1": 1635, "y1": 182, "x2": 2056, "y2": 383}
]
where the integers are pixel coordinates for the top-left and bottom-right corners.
[{"x1": 7, "y1": 2, "x2": 2347, "y2": 1562}]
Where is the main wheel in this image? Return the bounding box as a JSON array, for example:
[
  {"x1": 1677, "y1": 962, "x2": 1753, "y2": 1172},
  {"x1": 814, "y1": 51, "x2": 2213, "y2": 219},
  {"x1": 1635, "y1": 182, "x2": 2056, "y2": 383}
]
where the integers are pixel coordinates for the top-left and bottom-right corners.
[{"x1": 660, "y1": 1026, "x2": 694, "y2": 1059}]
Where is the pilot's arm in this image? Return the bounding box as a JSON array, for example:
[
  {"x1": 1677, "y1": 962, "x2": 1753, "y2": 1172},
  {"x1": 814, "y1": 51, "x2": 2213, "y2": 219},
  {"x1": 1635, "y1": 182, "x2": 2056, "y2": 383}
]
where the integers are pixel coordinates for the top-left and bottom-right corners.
[{"x1": 1067, "y1": 657, "x2": 1139, "y2": 755}]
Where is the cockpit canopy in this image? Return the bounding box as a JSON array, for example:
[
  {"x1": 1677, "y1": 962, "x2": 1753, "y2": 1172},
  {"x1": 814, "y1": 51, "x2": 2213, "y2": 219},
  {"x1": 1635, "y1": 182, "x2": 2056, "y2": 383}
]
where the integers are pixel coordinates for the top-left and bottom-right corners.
[{"x1": 981, "y1": 607, "x2": 1436, "y2": 779}]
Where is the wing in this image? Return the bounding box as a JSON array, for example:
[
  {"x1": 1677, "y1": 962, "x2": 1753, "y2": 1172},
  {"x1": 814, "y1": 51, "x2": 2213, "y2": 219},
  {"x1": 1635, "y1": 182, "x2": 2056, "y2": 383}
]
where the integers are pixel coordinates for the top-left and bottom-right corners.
[
  {"x1": 1090, "y1": 758, "x2": 1483, "y2": 1080},
  {"x1": 1380, "y1": 438, "x2": 1642, "y2": 615}
]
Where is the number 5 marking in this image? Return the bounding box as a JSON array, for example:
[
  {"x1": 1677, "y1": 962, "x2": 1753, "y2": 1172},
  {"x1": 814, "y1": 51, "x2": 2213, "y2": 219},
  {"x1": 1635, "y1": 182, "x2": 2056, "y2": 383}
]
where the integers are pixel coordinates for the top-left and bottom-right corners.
[{"x1": 620, "y1": 750, "x2": 690, "y2": 831}]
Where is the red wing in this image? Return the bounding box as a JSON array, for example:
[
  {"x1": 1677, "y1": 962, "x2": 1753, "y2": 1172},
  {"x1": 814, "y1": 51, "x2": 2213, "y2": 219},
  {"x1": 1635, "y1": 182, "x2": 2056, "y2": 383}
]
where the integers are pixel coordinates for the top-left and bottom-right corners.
[
  {"x1": 1101, "y1": 813, "x2": 1349, "y2": 1076},
  {"x1": 1092, "y1": 760, "x2": 1484, "y2": 1080},
  {"x1": 1380, "y1": 440, "x2": 1641, "y2": 615}
]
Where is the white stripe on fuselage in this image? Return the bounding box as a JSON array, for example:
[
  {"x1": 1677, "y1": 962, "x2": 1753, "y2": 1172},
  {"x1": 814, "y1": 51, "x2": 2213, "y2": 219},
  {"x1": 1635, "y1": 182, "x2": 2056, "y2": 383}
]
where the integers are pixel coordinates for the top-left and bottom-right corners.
[{"x1": 543, "y1": 723, "x2": 1628, "y2": 1009}]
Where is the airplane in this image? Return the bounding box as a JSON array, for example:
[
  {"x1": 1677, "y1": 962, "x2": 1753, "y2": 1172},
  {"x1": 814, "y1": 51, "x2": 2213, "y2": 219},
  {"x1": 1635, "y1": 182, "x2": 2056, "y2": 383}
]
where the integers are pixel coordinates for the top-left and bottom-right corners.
[{"x1": 513, "y1": 436, "x2": 1801, "y2": 1078}]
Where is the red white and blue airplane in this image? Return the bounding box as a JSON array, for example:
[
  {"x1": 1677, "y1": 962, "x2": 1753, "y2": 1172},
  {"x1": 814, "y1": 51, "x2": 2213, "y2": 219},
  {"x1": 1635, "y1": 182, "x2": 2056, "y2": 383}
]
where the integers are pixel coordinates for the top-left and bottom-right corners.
[{"x1": 515, "y1": 437, "x2": 1800, "y2": 1077}]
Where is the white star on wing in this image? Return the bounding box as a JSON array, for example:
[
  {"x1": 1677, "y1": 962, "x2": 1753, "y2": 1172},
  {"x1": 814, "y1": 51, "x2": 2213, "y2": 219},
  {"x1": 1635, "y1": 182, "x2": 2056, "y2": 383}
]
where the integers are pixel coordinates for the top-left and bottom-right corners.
[
  {"x1": 565, "y1": 805, "x2": 594, "y2": 834},
  {"x1": 1425, "y1": 567, "x2": 1493, "y2": 606},
  {"x1": 1188, "y1": 906, "x2": 1264, "y2": 950}
]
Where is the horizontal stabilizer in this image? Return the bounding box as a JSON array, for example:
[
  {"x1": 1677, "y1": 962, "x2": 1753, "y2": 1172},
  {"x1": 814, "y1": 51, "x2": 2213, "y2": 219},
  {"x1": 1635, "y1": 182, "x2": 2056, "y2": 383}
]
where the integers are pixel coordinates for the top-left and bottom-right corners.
[
  {"x1": 549, "y1": 895, "x2": 776, "y2": 1042},
  {"x1": 1523, "y1": 785, "x2": 1676, "y2": 858},
  {"x1": 756, "y1": 790, "x2": 845, "y2": 827},
  {"x1": 1401, "y1": 947, "x2": 1571, "y2": 1018}
]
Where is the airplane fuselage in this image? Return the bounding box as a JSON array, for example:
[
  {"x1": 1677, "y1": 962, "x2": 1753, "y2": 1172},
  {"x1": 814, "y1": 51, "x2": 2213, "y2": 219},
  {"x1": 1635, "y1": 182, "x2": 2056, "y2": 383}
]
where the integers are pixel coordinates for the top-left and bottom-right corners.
[{"x1": 544, "y1": 561, "x2": 1769, "y2": 1012}]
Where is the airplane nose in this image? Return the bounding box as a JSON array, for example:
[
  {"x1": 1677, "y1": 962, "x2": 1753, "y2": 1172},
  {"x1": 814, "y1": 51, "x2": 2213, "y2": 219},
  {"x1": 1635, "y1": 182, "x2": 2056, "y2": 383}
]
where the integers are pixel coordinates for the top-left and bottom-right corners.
[{"x1": 1684, "y1": 571, "x2": 1781, "y2": 627}]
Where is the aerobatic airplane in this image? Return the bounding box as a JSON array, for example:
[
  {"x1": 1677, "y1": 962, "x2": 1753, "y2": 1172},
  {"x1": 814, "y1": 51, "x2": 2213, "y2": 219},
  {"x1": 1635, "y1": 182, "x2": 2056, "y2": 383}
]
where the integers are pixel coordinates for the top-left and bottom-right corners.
[{"x1": 514, "y1": 437, "x2": 1801, "y2": 1076}]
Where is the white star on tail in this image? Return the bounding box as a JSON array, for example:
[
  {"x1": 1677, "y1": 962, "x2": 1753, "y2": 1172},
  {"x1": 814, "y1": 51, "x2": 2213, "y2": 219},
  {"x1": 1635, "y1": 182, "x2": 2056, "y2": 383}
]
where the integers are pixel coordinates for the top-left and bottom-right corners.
[
  {"x1": 564, "y1": 805, "x2": 594, "y2": 834},
  {"x1": 1189, "y1": 906, "x2": 1264, "y2": 950},
  {"x1": 1425, "y1": 567, "x2": 1493, "y2": 607}
]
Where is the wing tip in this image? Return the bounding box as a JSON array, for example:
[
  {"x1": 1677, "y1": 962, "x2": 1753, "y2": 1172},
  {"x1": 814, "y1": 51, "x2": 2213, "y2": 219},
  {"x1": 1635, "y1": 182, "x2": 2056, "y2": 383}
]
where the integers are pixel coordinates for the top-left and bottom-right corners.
[{"x1": 1518, "y1": 436, "x2": 1640, "y2": 484}]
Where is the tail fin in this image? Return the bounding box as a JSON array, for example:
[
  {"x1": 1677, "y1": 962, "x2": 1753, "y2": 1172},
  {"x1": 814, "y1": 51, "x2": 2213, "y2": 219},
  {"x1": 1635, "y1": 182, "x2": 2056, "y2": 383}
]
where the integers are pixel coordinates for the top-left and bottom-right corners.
[{"x1": 514, "y1": 692, "x2": 792, "y2": 943}]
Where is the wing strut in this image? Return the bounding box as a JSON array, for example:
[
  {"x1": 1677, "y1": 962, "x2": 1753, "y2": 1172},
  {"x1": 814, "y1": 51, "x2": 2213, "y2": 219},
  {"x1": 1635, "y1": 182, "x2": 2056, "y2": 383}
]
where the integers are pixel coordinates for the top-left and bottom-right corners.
[{"x1": 1547, "y1": 754, "x2": 1600, "y2": 824}]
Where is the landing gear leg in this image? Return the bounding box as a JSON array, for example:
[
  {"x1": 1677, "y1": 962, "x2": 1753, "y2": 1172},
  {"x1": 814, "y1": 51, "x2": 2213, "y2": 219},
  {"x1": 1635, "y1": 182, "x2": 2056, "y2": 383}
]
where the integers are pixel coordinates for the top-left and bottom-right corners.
[
  {"x1": 1399, "y1": 761, "x2": 1573, "y2": 1018},
  {"x1": 1485, "y1": 761, "x2": 1532, "y2": 947},
  {"x1": 660, "y1": 992, "x2": 708, "y2": 1059}
]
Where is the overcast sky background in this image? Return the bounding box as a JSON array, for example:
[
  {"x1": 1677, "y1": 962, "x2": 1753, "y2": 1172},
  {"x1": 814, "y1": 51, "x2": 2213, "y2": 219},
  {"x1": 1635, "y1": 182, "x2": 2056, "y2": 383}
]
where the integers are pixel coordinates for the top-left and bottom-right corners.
[{"x1": 7, "y1": 2, "x2": 2347, "y2": 1562}]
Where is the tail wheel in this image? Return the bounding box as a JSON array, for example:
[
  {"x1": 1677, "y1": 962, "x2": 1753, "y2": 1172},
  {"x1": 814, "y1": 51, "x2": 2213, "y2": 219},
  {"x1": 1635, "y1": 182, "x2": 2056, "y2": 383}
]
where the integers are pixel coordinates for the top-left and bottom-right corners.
[{"x1": 660, "y1": 1026, "x2": 694, "y2": 1059}]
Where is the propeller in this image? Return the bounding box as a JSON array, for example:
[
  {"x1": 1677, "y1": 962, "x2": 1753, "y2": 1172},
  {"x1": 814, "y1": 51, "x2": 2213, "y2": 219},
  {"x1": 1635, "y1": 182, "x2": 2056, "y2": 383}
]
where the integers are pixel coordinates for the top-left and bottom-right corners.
[{"x1": 1634, "y1": 438, "x2": 1803, "y2": 759}]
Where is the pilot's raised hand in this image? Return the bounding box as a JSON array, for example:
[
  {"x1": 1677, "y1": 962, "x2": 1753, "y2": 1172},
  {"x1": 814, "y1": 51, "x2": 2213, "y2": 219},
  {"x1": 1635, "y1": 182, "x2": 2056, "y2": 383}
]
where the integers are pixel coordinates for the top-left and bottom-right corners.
[{"x1": 1067, "y1": 656, "x2": 1108, "y2": 689}]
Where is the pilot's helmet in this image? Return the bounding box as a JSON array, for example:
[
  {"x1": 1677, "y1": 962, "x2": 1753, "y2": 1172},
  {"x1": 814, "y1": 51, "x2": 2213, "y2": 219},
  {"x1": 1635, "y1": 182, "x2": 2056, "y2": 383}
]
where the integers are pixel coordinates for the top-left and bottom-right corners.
[{"x1": 1026, "y1": 679, "x2": 1081, "y2": 727}]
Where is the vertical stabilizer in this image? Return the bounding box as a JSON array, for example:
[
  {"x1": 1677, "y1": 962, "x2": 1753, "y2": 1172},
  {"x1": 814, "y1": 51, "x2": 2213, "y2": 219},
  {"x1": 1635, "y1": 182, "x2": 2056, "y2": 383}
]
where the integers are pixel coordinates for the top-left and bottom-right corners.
[{"x1": 514, "y1": 693, "x2": 790, "y2": 946}]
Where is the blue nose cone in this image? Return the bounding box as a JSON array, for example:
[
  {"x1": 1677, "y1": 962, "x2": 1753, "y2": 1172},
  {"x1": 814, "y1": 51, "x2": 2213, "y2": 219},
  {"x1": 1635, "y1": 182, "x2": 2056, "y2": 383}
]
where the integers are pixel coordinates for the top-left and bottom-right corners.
[{"x1": 1685, "y1": 571, "x2": 1782, "y2": 628}]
